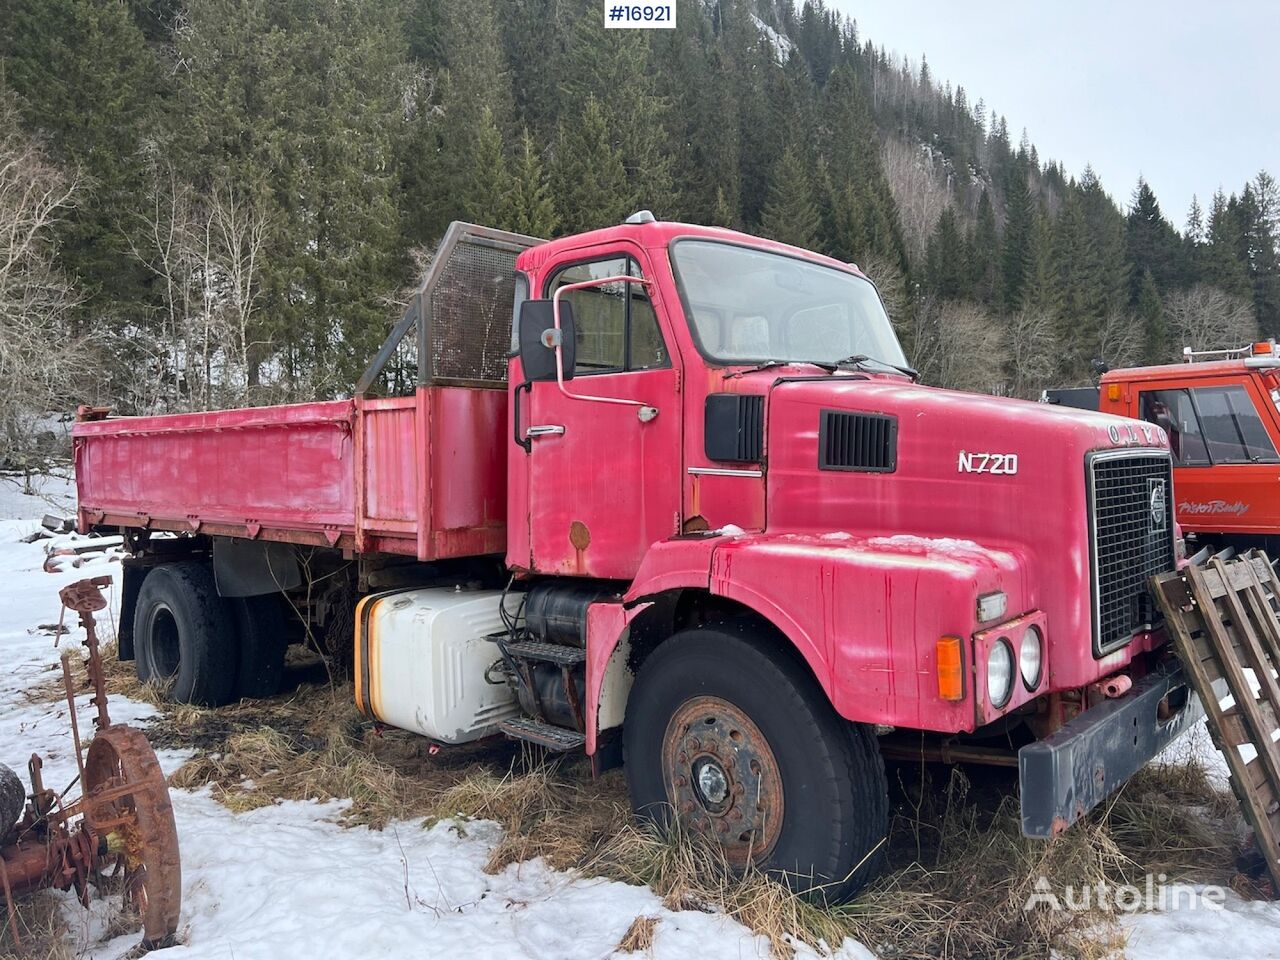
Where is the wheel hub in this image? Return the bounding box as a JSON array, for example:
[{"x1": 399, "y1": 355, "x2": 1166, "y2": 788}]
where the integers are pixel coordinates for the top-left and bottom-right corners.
[
  {"x1": 693, "y1": 757, "x2": 729, "y2": 808},
  {"x1": 661, "y1": 695, "x2": 784, "y2": 867}
]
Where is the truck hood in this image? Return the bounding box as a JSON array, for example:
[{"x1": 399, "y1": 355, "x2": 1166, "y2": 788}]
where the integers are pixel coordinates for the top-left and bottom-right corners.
[{"x1": 760, "y1": 376, "x2": 1172, "y2": 673}]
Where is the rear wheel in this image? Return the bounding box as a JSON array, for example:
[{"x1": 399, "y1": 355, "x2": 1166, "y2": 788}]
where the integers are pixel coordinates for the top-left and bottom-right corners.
[
  {"x1": 623, "y1": 623, "x2": 889, "y2": 901},
  {"x1": 133, "y1": 562, "x2": 238, "y2": 706},
  {"x1": 232, "y1": 595, "x2": 288, "y2": 700}
]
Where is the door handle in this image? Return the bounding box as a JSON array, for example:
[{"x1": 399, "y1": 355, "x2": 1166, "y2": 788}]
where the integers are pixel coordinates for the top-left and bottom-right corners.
[{"x1": 526, "y1": 425, "x2": 566, "y2": 438}]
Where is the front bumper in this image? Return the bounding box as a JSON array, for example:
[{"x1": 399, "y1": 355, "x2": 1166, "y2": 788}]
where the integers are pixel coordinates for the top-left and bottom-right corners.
[{"x1": 1018, "y1": 659, "x2": 1202, "y2": 838}]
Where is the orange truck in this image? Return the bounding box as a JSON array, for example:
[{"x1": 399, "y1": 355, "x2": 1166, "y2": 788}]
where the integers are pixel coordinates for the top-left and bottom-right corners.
[{"x1": 1045, "y1": 342, "x2": 1280, "y2": 555}]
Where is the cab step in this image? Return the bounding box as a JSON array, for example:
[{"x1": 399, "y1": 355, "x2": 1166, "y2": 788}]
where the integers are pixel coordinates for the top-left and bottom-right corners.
[
  {"x1": 504, "y1": 640, "x2": 586, "y2": 666},
  {"x1": 498, "y1": 717, "x2": 586, "y2": 751}
]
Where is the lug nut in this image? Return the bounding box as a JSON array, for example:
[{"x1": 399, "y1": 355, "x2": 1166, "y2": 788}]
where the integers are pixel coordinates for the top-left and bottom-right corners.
[
  {"x1": 687, "y1": 737, "x2": 701, "y2": 751},
  {"x1": 715, "y1": 820, "x2": 729, "y2": 835},
  {"x1": 679, "y1": 800, "x2": 695, "y2": 814},
  {"x1": 677, "y1": 752, "x2": 687, "y2": 763},
  {"x1": 674, "y1": 775, "x2": 687, "y2": 788},
  {"x1": 730, "y1": 809, "x2": 743, "y2": 821}
]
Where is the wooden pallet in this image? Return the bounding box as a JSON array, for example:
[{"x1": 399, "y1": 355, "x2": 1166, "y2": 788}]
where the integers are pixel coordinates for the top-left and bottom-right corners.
[{"x1": 1151, "y1": 550, "x2": 1280, "y2": 890}]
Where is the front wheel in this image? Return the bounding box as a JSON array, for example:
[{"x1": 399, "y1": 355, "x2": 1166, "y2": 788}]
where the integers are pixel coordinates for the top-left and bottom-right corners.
[{"x1": 623, "y1": 623, "x2": 889, "y2": 902}]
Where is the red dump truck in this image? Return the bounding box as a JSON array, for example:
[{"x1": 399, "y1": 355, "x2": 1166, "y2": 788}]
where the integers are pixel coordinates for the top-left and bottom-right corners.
[{"x1": 74, "y1": 218, "x2": 1200, "y2": 898}]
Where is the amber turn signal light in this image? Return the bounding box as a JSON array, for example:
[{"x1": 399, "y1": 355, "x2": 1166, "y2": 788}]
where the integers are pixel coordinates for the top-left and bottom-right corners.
[
  {"x1": 936, "y1": 636, "x2": 965, "y2": 701},
  {"x1": 1106, "y1": 383, "x2": 1122, "y2": 402}
]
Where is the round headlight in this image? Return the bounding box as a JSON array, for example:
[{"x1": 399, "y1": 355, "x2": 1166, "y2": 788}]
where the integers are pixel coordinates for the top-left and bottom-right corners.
[
  {"x1": 1020, "y1": 626, "x2": 1044, "y2": 690},
  {"x1": 987, "y1": 639, "x2": 1014, "y2": 708}
]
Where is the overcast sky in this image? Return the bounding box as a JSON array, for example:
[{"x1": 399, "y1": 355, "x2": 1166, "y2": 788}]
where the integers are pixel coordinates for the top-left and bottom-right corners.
[{"x1": 829, "y1": 0, "x2": 1280, "y2": 229}]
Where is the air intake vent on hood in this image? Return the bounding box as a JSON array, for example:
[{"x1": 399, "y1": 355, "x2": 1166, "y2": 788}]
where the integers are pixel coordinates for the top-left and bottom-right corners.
[
  {"x1": 705, "y1": 394, "x2": 764, "y2": 462},
  {"x1": 819, "y1": 410, "x2": 897, "y2": 472}
]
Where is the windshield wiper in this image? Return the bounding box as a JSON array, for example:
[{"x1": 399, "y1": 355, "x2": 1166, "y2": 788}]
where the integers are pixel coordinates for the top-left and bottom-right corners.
[
  {"x1": 833, "y1": 354, "x2": 919, "y2": 380},
  {"x1": 723, "y1": 359, "x2": 834, "y2": 379}
]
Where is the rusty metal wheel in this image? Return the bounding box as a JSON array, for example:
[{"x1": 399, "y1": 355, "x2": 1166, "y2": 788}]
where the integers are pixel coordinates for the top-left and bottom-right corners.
[
  {"x1": 84, "y1": 726, "x2": 181, "y2": 948},
  {"x1": 624, "y1": 623, "x2": 889, "y2": 901},
  {"x1": 660, "y1": 695, "x2": 785, "y2": 867}
]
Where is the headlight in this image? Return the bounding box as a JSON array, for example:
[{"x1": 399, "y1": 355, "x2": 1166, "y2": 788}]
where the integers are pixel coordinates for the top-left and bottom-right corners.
[
  {"x1": 1020, "y1": 626, "x2": 1043, "y2": 690},
  {"x1": 987, "y1": 639, "x2": 1014, "y2": 708}
]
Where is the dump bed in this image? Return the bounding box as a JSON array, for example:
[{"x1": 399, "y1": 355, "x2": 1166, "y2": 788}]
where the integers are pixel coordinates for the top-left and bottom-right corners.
[
  {"x1": 73, "y1": 388, "x2": 507, "y2": 561},
  {"x1": 74, "y1": 222, "x2": 540, "y2": 562}
]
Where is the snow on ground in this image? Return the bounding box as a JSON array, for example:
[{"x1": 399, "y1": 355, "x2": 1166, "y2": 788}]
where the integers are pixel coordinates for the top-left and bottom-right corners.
[
  {"x1": 3, "y1": 495, "x2": 1280, "y2": 958},
  {"x1": 0, "y1": 510, "x2": 870, "y2": 959}
]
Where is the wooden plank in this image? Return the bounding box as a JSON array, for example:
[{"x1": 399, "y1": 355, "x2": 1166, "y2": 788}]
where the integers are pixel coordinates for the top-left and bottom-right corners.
[
  {"x1": 1223, "y1": 697, "x2": 1278, "y2": 734},
  {"x1": 1193, "y1": 560, "x2": 1280, "y2": 797},
  {"x1": 1243, "y1": 551, "x2": 1280, "y2": 672},
  {"x1": 1154, "y1": 562, "x2": 1280, "y2": 889}
]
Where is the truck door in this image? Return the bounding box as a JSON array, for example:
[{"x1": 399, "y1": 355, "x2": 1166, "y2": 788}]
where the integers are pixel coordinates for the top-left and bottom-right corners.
[
  {"x1": 521, "y1": 248, "x2": 681, "y2": 578},
  {"x1": 1137, "y1": 379, "x2": 1280, "y2": 535}
]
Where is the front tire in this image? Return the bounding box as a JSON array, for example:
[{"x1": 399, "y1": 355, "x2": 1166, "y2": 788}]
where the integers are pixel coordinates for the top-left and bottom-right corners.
[
  {"x1": 623, "y1": 623, "x2": 888, "y2": 902},
  {"x1": 133, "y1": 562, "x2": 238, "y2": 706}
]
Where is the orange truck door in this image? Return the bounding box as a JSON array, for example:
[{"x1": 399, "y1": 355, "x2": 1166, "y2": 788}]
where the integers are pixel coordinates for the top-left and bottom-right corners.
[{"x1": 1134, "y1": 378, "x2": 1280, "y2": 536}]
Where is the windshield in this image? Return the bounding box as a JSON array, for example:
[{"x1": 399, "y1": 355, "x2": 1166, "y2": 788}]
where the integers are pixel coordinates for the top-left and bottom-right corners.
[{"x1": 669, "y1": 239, "x2": 908, "y2": 369}]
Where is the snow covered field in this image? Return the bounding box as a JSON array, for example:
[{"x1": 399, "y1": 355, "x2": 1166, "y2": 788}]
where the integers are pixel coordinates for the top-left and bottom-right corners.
[{"x1": 1, "y1": 476, "x2": 1279, "y2": 959}]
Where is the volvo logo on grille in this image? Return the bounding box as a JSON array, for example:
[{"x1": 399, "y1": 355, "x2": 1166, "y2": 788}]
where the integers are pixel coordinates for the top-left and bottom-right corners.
[{"x1": 1148, "y1": 479, "x2": 1168, "y2": 530}]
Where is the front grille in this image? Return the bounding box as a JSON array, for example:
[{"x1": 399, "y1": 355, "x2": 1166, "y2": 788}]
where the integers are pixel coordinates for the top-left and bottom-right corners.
[{"x1": 1087, "y1": 451, "x2": 1175, "y2": 655}]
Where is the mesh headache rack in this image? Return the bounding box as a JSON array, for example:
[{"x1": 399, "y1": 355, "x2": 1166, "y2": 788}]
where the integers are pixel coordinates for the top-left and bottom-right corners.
[{"x1": 356, "y1": 222, "x2": 543, "y2": 395}]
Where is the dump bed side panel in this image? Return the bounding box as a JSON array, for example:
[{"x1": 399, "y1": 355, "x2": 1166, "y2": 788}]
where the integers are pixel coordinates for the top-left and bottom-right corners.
[
  {"x1": 74, "y1": 388, "x2": 507, "y2": 561},
  {"x1": 74, "y1": 400, "x2": 358, "y2": 546},
  {"x1": 353, "y1": 388, "x2": 507, "y2": 559}
]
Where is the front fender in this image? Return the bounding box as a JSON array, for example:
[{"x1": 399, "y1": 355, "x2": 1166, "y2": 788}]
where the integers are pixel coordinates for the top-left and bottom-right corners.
[{"x1": 709, "y1": 533, "x2": 1025, "y2": 732}]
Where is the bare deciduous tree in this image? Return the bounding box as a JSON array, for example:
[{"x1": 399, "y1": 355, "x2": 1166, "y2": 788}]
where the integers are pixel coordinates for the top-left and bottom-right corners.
[
  {"x1": 902, "y1": 295, "x2": 1008, "y2": 395},
  {"x1": 0, "y1": 94, "x2": 93, "y2": 477},
  {"x1": 129, "y1": 165, "x2": 270, "y2": 412},
  {"x1": 1004, "y1": 308, "x2": 1059, "y2": 398},
  {"x1": 881, "y1": 137, "x2": 955, "y2": 265},
  {"x1": 1164, "y1": 284, "x2": 1258, "y2": 355}
]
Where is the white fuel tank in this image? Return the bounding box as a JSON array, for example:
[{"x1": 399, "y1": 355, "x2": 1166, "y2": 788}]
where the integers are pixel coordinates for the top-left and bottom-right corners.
[{"x1": 354, "y1": 586, "x2": 520, "y2": 743}]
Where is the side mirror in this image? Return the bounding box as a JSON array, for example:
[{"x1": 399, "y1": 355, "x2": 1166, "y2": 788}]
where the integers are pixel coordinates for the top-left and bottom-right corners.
[{"x1": 518, "y1": 299, "x2": 576, "y2": 382}]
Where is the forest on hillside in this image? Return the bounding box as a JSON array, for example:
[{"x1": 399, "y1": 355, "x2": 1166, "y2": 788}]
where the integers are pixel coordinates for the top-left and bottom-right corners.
[{"x1": 0, "y1": 0, "x2": 1276, "y2": 469}]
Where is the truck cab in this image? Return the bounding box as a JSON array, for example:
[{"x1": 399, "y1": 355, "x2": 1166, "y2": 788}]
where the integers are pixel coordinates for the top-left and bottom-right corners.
[
  {"x1": 75, "y1": 217, "x2": 1200, "y2": 902},
  {"x1": 1058, "y1": 342, "x2": 1280, "y2": 552}
]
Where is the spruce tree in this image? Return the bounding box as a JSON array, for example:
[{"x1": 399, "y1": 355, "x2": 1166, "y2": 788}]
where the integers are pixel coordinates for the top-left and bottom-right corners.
[
  {"x1": 1205, "y1": 189, "x2": 1252, "y2": 301},
  {"x1": 509, "y1": 131, "x2": 559, "y2": 239},
  {"x1": 461, "y1": 107, "x2": 515, "y2": 229},
  {"x1": 1000, "y1": 162, "x2": 1034, "y2": 311},
  {"x1": 552, "y1": 97, "x2": 632, "y2": 233},
  {"x1": 924, "y1": 207, "x2": 967, "y2": 299},
  {"x1": 1244, "y1": 172, "x2": 1280, "y2": 337},
  {"x1": 1124, "y1": 178, "x2": 1179, "y2": 302},
  {"x1": 1, "y1": 0, "x2": 159, "y2": 331},
  {"x1": 969, "y1": 191, "x2": 1000, "y2": 305},
  {"x1": 1021, "y1": 210, "x2": 1060, "y2": 316},
  {"x1": 1136, "y1": 268, "x2": 1167, "y2": 362},
  {"x1": 760, "y1": 145, "x2": 820, "y2": 249}
]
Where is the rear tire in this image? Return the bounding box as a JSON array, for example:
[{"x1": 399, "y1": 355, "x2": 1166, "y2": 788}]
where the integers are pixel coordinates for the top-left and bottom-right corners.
[
  {"x1": 133, "y1": 562, "x2": 238, "y2": 706},
  {"x1": 232, "y1": 595, "x2": 288, "y2": 700},
  {"x1": 623, "y1": 623, "x2": 888, "y2": 902}
]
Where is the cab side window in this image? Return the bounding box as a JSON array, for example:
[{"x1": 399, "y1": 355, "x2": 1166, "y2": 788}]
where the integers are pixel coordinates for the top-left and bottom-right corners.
[
  {"x1": 547, "y1": 257, "x2": 667, "y2": 375},
  {"x1": 1140, "y1": 389, "x2": 1209, "y2": 465},
  {"x1": 1139, "y1": 385, "x2": 1279, "y2": 465},
  {"x1": 1194, "y1": 385, "x2": 1280, "y2": 463}
]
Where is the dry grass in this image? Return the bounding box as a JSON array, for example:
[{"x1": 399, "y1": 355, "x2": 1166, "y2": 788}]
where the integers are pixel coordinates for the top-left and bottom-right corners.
[
  {"x1": 615, "y1": 915, "x2": 659, "y2": 954},
  {"x1": 0, "y1": 891, "x2": 75, "y2": 960},
  {"x1": 60, "y1": 643, "x2": 1255, "y2": 959}
]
